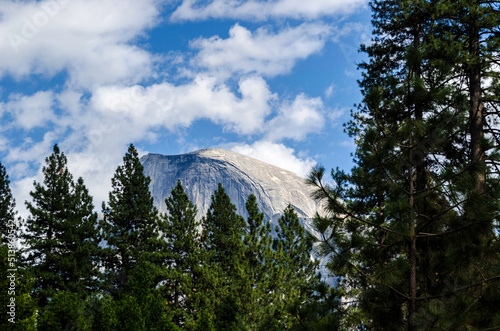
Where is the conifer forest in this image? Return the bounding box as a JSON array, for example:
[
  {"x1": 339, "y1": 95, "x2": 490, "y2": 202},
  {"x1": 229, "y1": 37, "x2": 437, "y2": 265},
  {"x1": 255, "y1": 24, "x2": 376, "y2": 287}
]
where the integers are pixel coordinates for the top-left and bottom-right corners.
[{"x1": 2, "y1": 0, "x2": 500, "y2": 330}]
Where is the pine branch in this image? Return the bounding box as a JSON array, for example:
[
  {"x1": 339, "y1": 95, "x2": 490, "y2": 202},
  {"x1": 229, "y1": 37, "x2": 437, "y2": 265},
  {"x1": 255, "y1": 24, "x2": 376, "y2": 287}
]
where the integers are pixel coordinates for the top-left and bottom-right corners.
[
  {"x1": 319, "y1": 230, "x2": 411, "y2": 301},
  {"x1": 309, "y1": 170, "x2": 403, "y2": 236}
]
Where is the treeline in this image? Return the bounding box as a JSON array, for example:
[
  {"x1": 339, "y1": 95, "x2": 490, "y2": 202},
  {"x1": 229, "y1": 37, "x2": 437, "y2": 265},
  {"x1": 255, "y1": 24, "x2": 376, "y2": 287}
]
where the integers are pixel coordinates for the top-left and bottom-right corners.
[{"x1": 0, "y1": 144, "x2": 341, "y2": 330}]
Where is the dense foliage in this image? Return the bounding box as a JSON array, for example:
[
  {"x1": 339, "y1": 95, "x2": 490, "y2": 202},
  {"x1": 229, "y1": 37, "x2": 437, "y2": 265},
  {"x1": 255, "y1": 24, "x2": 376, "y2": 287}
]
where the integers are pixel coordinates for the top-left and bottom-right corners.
[{"x1": 308, "y1": 0, "x2": 500, "y2": 329}]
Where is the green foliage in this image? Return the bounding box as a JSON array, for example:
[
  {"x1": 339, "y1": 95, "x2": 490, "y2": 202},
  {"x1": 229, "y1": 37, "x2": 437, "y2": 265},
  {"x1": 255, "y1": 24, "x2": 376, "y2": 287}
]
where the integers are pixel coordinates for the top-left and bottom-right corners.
[
  {"x1": 201, "y1": 183, "x2": 248, "y2": 328},
  {"x1": 241, "y1": 194, "x2": 276, "y2": 329},
  {"x1": 37, "y1": 291, "x2": 93, "y2": 331},
  {"x1": 272, "y1": 207, "x2": 340, "y2": 329},
  {"x1": 108, "y1": 262, "x2": 178, "y2": 331},
  {"x1": 22, "y1": 144, "x2": 100, "y2": 307},
  {"x1": 0, "y1": 161, "x2": 16, "y2": 244},
  {"x1": 160, "y1": 179, "x2": 203, "y2": 328},
  {"x1": 194, "y1": 308, "x2": 215, "y2": 331},
  {"x1": 85, "y1": 294, "x2": 120, "y2": 331},
  {"x1": 203, "y1": 183, "x2": 246, "y2": 270},
  {"x1": 308, "y1": 0, "x2": 500, "y2": 329},
  {"x1": 100, "y1": 144, "x2": 162, "y2": 296},
  {"x1": 0, "y1": 245, "x2": 36, "y2": 330}
]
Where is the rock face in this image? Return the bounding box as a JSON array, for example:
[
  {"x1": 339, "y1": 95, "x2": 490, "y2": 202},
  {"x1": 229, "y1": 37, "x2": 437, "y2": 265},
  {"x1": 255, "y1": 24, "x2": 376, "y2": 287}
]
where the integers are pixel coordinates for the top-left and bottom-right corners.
[{"x1": 140, "y1": 148, "x2": 320, "y2": 233}]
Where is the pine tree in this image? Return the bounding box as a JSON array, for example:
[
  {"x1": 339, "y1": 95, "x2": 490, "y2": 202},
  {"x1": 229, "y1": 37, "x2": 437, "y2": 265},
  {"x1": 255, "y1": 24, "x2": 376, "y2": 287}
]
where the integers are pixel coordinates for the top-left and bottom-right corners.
[
  {"x1": 0, "y1": 162, "x2": 36, "y2": 329},
  {"x1": 432, "y1": 0, "x2": 500, "y2": 325},
  {"x1": 0, "y1": 162, "x2": 16, "y2": 244},
  {"x1": 22, "y1": 144, "x2": 100, "y2": 307},
  {"x1": 100, "y1": 144, "x2": 161, "y2": 296},
  {"x1": 434, "y1": 0, "x2": 500, "y2": 193},
  {"x1": 106, "y1": 261, "x2": 179, "y2": 331},
  {"x1": 0, "y1": 245, "x2": 37, "y2": 330},
  {"x1": 241, "y1": 194, "x2": 275, "y2": 329},
  {"x1": 271, "y1": 206, "x2": 327, "y2": 329},
  {"x1": 203, "y1": 183, "x2": 246, "y2": 276},
  {"x1": 160, "y1": 179, "x2": 203, "y2": 327},
  {"x1": 201, "y1": 183, "x2": 247, "y2": 329},
  {"x1": 307, "y1": 0, "x2": 500, "y2": 329}
]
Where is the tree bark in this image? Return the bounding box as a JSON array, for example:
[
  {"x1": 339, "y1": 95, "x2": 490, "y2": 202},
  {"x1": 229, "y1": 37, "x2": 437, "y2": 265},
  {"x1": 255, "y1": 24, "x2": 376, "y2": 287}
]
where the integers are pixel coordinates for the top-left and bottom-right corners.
[{"x1": 468, "y1": 1, "x2": 485, "y2": 193}]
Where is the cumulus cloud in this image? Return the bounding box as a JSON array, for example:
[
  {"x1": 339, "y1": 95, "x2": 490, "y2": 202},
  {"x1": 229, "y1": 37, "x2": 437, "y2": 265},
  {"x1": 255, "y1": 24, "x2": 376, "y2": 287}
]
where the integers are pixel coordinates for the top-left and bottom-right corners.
[
  {"x1": 190, "y1": 23, "x2": 332, "y2": 78},
  {"x1": 0, "y1": 0, "x2": 161, "y2": 88},
  {"x1": 265, "y1": 93, "x2": 325, "y2": 141},
  {"x1": 229, "y1": 141, "x2": 316, "y2": 178},
  {"x1": 91, "y1": 75, "x2": 274, "y2": 135},
  {"x1": 4, "y1": 91, "x2": 55, "y2": 130},
  {"x1": 171, "y1": 0, "x2": 367, "y2": 21},
  {"x1": 89, "y1": 77, "x2": 325, "y2": 143},
  {"x1": 4, "y1": 131, "x2": 60, "y2": 170}
]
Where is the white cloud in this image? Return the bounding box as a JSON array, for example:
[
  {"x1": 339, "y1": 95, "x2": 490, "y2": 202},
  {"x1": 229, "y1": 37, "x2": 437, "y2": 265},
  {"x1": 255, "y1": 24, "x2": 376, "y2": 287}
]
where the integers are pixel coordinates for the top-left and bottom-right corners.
[
  {"x1": 190, "y1": 23, "x2": 332, "y2": 78},
  {"x1": 65, "y1": 148, "x2": 124, "y2": 209},
  {"x1": 89, "y1": 77, "x2": 325, "y2": 144},
  {"x1": 328, "y1": 107, "x2": 347, "y2": 126},
  {"x1": 265, "y1": 93, "x2": 325, "y2": 141},
  {"x1": 2, "y1": 78, "x2": 323, "y2": 213},
  {"x1": 229, "y1": 140, "x2": 316, "y2": 178},
  {"x1": 4, "y1": 131, "x2": 59, "y2": 171},
  {"x1": 325, "y1": 84, "x2": 335, "y2": 98},
  {"x1": 4, "y1": 91, "x2": 55, "y2": 129},
  {"x1": 0, "y1": 0, "x2": 161, "y2": 88},
  {"x1": 90, "y1": 75, "x2": 274, "y2": 136},
  {"x1": 171, "y1": 0, "x2": 367, "y2": 21}
]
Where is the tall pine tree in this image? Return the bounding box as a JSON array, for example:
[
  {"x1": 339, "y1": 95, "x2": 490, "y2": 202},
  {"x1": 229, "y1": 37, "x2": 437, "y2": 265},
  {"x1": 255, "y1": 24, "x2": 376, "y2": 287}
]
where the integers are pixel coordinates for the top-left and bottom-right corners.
[
  {"x1": 100, "y1": 144, "x2": 162, "y2": 296},
  {"x1": 241, "y1": 194, "x2": 276, "y2": 329},
  {"x1": 308, "y1": 0, "x2": 500, "y2": 329},
  {"x1": 0, "y1": 162, "x2": 36, "y2": 330},
  {"x1": 201, "y1": 183, "x2": 247, "y2": 330},
  {"x1": 272, "y1": 205, "x2": 323, "y2": 328},
  {"x1": 160, "y1": 179, "x2": 203, "y2": 328},
  {"x1": 22, "y1": 144, "x2": 100, "y2": 308}
]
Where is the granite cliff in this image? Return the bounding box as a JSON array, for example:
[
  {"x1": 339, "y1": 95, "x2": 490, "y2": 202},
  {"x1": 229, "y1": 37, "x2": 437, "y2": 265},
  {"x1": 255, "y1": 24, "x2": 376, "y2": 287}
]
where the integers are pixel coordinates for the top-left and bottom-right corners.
[{"x1": 140, "y1": 148, "x2": 320, "y2": 234}]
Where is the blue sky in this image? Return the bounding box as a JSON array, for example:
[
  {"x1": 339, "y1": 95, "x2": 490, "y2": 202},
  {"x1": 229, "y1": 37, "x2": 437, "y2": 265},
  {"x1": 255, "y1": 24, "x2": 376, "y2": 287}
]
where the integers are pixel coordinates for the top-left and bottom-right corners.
[{"x1": 0, "y1": 0, "x2": 371, "y2": 214}]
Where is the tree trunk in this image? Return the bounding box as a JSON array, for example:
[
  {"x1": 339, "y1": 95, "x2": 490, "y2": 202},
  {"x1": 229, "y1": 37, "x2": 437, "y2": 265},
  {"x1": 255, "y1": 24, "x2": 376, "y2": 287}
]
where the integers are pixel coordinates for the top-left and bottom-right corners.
[{"x1": 468, "y1": 2, "x2": 485, "y2": 193}]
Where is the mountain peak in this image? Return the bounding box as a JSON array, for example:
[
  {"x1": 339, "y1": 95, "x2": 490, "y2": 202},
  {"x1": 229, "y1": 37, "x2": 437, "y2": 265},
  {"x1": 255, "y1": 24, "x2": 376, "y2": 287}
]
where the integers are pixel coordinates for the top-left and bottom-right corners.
[
  {"x1": 149, "y1": 148, "x2": 298, "y2": 176},
  {"x1": 141, "y1": 149, "x2": 319, "y2": 234}
]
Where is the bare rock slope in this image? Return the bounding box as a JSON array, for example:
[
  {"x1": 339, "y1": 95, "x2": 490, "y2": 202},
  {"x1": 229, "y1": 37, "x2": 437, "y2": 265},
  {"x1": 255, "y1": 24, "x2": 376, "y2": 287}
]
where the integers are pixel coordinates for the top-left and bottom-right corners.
[{"x1": 140, "y1": 148, "x2": 319, "y2": 232}]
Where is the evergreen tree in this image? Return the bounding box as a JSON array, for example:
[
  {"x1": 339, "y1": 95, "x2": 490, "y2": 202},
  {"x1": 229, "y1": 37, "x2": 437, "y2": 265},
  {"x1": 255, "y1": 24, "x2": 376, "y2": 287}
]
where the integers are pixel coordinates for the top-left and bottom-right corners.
[
  {"x1": 36, "y1": 291, "x2": 92, "y2": 331},
  {"x1": 241, "y1": 194, "x2": 275, "y2": 329},
  {"x1": 100, "y1": 144, "x2": 162, "y2": 296},
  {"x1": 433, "y1": 0, "x2": 500, "y2": 193},
  {"x1": 307, "y1": 0, "x2": 500, "y2": 329},
  {"x1": 202, "y1": 183, "x2": 247, "y2": 329},
  {"x1": 62, "y1": 177, "x2": 101, "y2": 295},
  {"x1": 105, "y1": 262, "x2": 178, "y2": 331},
  {"x1": 431, "y1": 0, "x2": 500, "y2": 326},
  {"x1": 160, "y1": 179, "x2": 203, "y2": 328},
  {"x1": 272, "y1": 206, "x2": 322, "y2": 328},
  {"x1": 203, "y1": 183, "x2": 246, "y2": 276},
  {"x1": 0, "y1": 245, "x2": 37, "y2": 330},
  {"x1": 22, "y1": 144, "x2": 100, "y2": 307},
  {"x1": 0, "y1": 162, "x2": 16, "y2": 244}
]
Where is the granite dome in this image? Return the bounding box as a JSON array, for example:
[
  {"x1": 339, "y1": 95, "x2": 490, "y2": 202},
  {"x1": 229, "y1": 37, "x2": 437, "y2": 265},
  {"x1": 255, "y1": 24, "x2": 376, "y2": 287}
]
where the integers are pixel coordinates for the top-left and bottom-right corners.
[{"x1": 140, "y1": 148, "x2": 320, "y2": 233}]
